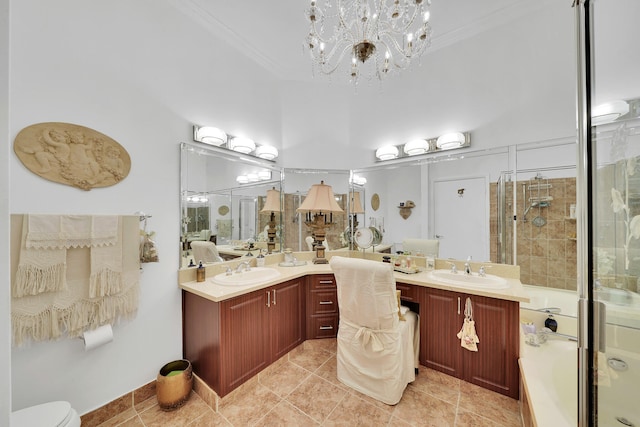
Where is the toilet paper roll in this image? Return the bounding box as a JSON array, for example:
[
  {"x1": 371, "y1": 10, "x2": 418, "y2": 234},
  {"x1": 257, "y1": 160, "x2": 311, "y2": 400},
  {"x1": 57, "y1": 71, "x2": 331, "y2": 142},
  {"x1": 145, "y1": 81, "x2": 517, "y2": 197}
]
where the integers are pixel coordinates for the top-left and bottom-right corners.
[{"x1": 82, "y1": 324, "x2": 113, "y2": 351}]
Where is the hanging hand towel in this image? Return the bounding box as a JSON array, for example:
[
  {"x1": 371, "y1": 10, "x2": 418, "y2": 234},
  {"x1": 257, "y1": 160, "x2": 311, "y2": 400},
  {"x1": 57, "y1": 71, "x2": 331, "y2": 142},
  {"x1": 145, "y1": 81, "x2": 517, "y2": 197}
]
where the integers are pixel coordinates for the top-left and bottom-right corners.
[
  {"x1": 457, "y1": 297, "x2": 480, "y2": 352},
  {"x1": 13, "y1": 215, "x2": 67, "y2": 297}
]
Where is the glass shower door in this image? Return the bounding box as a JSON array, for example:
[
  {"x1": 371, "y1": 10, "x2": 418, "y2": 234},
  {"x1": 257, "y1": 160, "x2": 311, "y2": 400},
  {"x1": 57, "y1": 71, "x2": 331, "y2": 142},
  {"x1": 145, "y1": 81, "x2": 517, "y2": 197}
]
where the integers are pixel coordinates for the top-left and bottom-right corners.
[{"x1": 586, "y1": 0, "x2": 640, "y2": 425}]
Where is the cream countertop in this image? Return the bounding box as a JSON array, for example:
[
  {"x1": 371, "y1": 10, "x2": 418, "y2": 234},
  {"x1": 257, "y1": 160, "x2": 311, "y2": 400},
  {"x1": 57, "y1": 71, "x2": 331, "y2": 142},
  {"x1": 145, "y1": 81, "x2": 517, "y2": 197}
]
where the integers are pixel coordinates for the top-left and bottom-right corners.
[{"x1": 179, "y1": 252, "x2": 530, "y2": 304}]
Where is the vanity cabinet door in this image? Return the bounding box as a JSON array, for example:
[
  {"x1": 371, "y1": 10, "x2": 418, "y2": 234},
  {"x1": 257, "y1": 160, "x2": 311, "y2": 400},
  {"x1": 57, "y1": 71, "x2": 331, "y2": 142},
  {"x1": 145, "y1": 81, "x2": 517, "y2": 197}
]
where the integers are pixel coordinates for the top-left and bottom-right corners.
[
  {"x1": 220, "y1": 289, "x2": 271, "y2": 394},
  {"x1": 421, "y1": 287, "x2": 520, "y2": 399},
  {"x1": 421, "y1": 287, "x2": 464, "y2": 378},
  {"x1": 463, "y1": 294, "x2": 519, "y2": 399},
  {"x1": 270, "y1": 279, "x2": 305, "y2": 360}
]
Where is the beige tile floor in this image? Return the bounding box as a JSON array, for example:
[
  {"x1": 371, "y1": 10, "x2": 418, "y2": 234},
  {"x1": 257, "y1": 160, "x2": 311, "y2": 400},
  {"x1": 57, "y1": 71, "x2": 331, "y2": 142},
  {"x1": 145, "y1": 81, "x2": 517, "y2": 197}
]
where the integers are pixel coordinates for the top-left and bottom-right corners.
[{"x1": 96, "y1": 339, "x2": 523, "y2": 426}]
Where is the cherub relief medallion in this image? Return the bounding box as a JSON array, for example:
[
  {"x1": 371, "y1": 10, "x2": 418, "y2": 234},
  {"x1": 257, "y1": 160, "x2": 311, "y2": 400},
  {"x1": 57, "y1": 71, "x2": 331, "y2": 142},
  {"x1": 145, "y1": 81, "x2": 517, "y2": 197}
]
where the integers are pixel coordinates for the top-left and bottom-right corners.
[{"x1": 14, "y1": 122, "x2": 131, "y2": 191}]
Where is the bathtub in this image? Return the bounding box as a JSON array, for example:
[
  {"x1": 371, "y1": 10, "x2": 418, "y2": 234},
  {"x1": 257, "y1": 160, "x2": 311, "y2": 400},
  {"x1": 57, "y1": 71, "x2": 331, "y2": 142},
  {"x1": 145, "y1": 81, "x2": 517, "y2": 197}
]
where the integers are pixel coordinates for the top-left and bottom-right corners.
[
  {"x1": 519, "y1": 285, "x2": 640, "y2": 426},
  {"x1": 519, "y1": 339, "x2": 577, "y2": 427}
]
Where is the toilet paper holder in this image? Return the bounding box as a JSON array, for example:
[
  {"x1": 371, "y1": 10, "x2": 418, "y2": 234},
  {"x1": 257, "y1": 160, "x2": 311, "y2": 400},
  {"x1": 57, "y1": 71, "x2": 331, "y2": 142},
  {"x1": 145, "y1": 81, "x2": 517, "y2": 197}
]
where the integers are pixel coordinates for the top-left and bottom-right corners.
[{"x1": 81, "y1": 324, "x2": 114, "y2": 351}]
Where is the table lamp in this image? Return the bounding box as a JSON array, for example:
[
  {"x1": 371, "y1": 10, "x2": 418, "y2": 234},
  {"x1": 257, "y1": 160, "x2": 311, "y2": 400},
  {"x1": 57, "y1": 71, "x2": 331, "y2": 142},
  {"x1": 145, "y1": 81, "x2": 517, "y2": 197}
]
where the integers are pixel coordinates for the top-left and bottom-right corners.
[
  {"x1": 297, "y1": 181, "x2": 344, "y2": 264},
  {"x1": 260, "y1": 187, "x2": 281, "y2": 254}
]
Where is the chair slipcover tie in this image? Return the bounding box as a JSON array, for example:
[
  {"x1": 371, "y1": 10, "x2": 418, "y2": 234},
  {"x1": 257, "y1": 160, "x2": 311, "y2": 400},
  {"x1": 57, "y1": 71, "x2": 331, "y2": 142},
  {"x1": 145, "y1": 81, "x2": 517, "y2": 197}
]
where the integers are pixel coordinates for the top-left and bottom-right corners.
[{"x1": 344, "y1": 318, "x2": 393, "y2": 352}]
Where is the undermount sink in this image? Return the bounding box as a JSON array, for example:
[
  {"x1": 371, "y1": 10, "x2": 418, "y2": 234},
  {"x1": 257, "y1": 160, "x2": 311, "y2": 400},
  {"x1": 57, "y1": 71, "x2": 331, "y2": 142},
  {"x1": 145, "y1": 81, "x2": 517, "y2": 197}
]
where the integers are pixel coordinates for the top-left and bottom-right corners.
[
  {"x1": 211, "y1": 267, "x2": 281, "y2": 287},
  {"x1": 427, "y1": 269, "x2": 509, "y2": 290}
]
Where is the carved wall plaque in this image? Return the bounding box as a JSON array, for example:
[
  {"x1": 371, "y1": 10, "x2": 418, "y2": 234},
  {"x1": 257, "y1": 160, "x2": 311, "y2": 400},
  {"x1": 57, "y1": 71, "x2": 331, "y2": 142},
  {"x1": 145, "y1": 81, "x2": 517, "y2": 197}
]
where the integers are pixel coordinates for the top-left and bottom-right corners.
[{"x1": 14, "y1": 122, "x2": 131, "y2": 191}]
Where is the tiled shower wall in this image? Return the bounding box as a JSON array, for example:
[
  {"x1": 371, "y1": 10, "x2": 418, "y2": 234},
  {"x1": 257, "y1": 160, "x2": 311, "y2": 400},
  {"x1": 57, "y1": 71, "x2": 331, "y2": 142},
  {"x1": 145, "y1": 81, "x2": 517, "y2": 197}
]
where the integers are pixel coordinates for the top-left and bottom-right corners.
[{"x1": 490, "y1": 177, "x2": 577, "y2": 290}]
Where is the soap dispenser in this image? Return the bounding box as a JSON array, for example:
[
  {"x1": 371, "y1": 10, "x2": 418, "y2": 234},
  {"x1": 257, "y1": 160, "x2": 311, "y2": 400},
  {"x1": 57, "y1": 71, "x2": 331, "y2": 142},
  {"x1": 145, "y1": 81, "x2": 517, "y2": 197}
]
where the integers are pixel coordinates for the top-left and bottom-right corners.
[
  {"x1": 196, "y1": 261, "x2": 205, "y2": 283},
  {"x1": 544, "y1": 314, "x2": 558, "y2": 332}
]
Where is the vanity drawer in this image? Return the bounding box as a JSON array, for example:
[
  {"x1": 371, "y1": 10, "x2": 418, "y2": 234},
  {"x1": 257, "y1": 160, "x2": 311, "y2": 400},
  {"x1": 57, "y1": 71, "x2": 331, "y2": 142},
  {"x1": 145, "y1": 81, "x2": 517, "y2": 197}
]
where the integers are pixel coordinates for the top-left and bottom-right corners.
[
  {"x1": 309, "y1": 274, "x2": 336, "y2": 290},
  {"x1": 308, "y1": 315, "x2": 338, "y2": 339},
  {"x1": 396, "y1": 282, "x2": 419, "y2": 302},
  {"x1": 310, "y1": 290, "x2": 338, "y2": 314}
]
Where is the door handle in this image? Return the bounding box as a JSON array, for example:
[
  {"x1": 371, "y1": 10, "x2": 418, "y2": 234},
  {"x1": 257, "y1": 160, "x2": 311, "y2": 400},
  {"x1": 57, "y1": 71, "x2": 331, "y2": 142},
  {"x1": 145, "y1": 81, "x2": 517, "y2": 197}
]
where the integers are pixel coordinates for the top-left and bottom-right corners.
[
  {"x1": 266, "y1": 291, "x2": 270, "y2": 307},
  {"x1": 272, "y1": 289, "x2": 277, "y2": 306},
  {"x1": 319, "y1": 326, "x2": 334, "y2": 330},
  {"x1": 457, "y1": 297, "x2": 461, "y2": 315},
  {"x1": 319, "y1": 301, "x2": 333, "y2": 305}
]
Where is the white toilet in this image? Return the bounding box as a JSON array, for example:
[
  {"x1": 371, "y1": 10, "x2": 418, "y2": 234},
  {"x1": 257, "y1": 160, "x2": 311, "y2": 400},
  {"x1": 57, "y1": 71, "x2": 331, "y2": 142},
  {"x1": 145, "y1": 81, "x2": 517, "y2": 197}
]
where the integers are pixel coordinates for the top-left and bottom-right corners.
[{"x1": 11, "y1": 401, "x2": 81, "y2": 427}]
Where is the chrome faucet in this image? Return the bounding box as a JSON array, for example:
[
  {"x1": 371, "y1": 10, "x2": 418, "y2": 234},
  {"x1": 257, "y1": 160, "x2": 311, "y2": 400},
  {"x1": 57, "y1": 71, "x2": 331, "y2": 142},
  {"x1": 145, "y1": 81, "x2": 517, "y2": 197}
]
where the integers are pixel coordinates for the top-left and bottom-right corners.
[
  {"x1": 478, "y1": 266, "x2": 486, "y2": 277},
  {"x1": 464, "y1": 256, "x2": 472, "y2": 275},
  {"x1": 448, "y1": 262, "x2": 458, "y2": 273},
  {"x1": 537, "y1": 327, "x2": 577, "y2": 343},
  {"x1": 235, "y1": 261, "x2": 251, "y2": 273}
]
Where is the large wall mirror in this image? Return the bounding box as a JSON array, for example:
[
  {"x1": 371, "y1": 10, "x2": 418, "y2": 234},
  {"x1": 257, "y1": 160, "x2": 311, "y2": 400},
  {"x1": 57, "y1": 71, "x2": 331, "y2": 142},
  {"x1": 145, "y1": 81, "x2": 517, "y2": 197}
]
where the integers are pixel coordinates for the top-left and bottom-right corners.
[
  {"x1": 180, "y1": 142, "x2": 283, "y2": 268},
  {"x1": 352, "y1": 138, "x2": 577, "y2": 288},
  {"x1": 282, "y1": 169, "x2": 351, "y2": 252}
]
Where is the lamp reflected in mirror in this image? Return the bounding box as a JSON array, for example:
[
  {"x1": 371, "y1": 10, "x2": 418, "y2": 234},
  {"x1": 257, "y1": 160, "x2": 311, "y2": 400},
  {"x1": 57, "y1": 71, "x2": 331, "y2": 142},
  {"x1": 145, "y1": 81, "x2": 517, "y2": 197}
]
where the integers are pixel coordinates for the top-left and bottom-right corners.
[
  {"x1": 349, "y1": 191, "x2": 365, "y2": 230},
  {"x1": 297, "y1": 181, "x2": 344, "y2": 264},
  {"x1": 260, "y1": 187, "x2": 281, "y2": 254}
]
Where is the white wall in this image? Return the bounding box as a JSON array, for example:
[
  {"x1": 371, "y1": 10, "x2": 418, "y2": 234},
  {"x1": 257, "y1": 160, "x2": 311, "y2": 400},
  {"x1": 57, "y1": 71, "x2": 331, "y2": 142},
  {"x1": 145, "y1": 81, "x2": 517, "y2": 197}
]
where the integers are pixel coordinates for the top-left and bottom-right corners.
[
  {"x1": 345, "y1": 1, "x2": 576, "y2": 169},
  {"x1": 9, "y1": 0, "x2": 281, "y2": 415},
  {"x1": 1, "y1": 0, "x2": 11, "y2": 424}
]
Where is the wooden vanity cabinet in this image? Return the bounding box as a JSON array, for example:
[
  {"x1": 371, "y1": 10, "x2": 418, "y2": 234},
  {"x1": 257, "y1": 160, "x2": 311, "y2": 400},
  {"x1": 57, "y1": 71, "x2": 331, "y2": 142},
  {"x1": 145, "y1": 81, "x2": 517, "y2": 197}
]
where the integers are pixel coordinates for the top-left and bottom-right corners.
[
  {"x1": 306, "y1": 274, "x2": 338, "y2": 339},
  {"x1": 182, "y1": 278, "x2": 304, "y2": 397},
  {"x1": 421, "y1": 287, "x2": 520, "y2": 399}
]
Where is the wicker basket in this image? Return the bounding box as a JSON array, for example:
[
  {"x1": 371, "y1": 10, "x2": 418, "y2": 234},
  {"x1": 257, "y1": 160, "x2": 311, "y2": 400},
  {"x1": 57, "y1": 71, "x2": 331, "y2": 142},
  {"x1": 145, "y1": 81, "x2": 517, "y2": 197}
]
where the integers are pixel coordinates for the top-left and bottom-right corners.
[{"x1": 156, "y1": 359, "x2": 193, "y2": 411}]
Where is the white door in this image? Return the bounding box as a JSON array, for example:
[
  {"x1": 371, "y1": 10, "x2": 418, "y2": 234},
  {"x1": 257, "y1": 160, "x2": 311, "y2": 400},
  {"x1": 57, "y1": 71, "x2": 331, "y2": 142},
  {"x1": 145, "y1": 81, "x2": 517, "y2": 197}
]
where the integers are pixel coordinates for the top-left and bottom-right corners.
[{"x1": 433, "y1": 177, "x2": 488, "y2": 262}]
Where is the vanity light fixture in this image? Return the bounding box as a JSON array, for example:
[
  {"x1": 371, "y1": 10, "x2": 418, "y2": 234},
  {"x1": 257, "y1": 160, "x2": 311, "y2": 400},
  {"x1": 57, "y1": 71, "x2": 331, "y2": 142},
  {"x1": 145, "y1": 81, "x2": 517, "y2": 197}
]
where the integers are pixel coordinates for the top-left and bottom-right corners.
[
  {"x1": 592, "y1": 100, "x2": 630, "y2": 125},
  {"x1": 256, "y1": 145, "x2": 279, "y2": 160},
  {"x1": 375, "y1": 145, "x2": 399, "y2": 161},
  {"x1": 436, "y1": 132, "x2": 467, "y2": 149},
  {"x1": 258, "y1": 170, "x2": 272, "y2": 180},
  {"x1": 404, "y1": 139, "x2": 430, "y2": 156},
  {"x1": 193, "y1": 125, "x2": 279, "y2": 161},
  {"x1": 375, "y1": 132, "x2": 471, "y2": 162},
  {"x1": 260, "y1": 187, "x2": 282, "y2": 254},
  {"x1": 297, "y1": 181, "x2": 344, "y2": 264},
  {"x1": 195, "y1": 126, "x2": 227, "y2": 146},
  {"x1": 228, "y1": 136, "x2": 256, "y2": 154},
  {"x1": 352, "y1": 175, "x2": 367, "y2": 186}
]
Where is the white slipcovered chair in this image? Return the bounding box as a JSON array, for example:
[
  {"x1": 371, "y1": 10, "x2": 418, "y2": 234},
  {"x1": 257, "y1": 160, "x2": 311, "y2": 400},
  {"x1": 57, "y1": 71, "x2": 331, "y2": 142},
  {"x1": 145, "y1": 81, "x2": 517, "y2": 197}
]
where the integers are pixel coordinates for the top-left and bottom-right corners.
[
  {"x1": 329, "y1": 256, "x2": 420, "y2": 405},
  {"x1": 402, "y1": 238, "x2": 439, "y2": 257},
  {"x1": 191, "y1": 241, "x2": 223, "y2": 263}
]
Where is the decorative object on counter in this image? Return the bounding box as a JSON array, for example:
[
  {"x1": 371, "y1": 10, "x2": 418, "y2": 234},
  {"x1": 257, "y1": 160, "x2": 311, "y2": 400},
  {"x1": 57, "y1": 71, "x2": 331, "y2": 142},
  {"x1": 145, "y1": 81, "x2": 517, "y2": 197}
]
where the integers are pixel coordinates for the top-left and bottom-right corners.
[
  {"x1": 156, "y1": 359, "x2": 193, "y2": 411},
  {"x1": 139, "y1": 214, "x2": 159, "y2": 263},
  {"x1": 297, "y1": 181, "x2": 344, "y2": 264},
  {"x1": 196, "y1": 261, "x2": 205, "y2": 282},
  {"x1": 13, "y1": 122, "x2": 131, "y2": 191},
  {"x1": 398, "y1": 200, "x2": 415, "y2": 219},
  {"x1": 544, "y1": 314, "x2": 558, "y2": 332},
  {"x1": 371, "y1": 193, "x2": 380, "y2": 211},
  {"x1": 11, "y1": 214, "x2": 140, "y2": 346},
  {"x1": 457, "y1": 298, "x2": 480, "y2": 352},
  {"x1": 260, "y1": 187, "x2": 281, "y2": 254},
  {"x1": 218, "y1": 205, "x2": 230, "y2": 216},
  {"x1": 354, "y1": 227, "x2": 373, "y2": 250}
]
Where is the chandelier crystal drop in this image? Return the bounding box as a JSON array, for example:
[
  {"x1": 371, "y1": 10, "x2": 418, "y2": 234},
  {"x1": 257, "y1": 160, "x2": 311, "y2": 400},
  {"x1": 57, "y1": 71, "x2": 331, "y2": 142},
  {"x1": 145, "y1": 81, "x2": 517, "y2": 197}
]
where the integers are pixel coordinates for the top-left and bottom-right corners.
[{"x1": 305, "y1": 0, "x2": 433, "y2": 84}]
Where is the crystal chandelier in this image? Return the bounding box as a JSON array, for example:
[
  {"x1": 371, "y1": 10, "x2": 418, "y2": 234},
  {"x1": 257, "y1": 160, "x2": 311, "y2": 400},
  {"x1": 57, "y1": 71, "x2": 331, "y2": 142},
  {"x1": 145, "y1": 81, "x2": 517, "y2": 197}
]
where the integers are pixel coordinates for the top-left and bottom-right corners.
[{"x1": 305, "y1": 0, "x2": 433, "y2": 84}]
